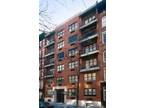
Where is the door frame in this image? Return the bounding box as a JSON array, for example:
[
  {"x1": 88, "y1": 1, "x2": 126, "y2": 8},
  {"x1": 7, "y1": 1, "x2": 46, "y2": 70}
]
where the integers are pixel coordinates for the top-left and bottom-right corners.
[{"x1": 53, "y1": 86, "x2": 67, "y2": 103}]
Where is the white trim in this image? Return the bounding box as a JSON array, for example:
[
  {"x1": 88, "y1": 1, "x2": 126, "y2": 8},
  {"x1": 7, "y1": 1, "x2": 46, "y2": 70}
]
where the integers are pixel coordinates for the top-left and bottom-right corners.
[
  {"x1": 80, "y1": 33, "x2": 98, "y2": 43},
  {"x1": 80, "y1": 50, "x2": 99, "y2": 57},
  {"x1": 66, "y1": 99, "x2": 101, "y2": 107},
  {"x1": 102, "y1": 31, "x2": 106, "y2": 44},
  {"x1": 102, "y1": 16, "x2": 106, "y2": 28},
  {"x1": 80, "y1": 66, "x2": 100, "y2": 72},
  {"x1": 52, "y1": 86, "x2": 67, "y2": 103},
  {"x1": 103, "y1": 51, "x2": 106, "y2": 63},
  {"x1": 104, "y1": 68, "x2": 106, "y2": 81},
  {"x1": 80, "y1": 19, "x2": 97, "y2": 30}
]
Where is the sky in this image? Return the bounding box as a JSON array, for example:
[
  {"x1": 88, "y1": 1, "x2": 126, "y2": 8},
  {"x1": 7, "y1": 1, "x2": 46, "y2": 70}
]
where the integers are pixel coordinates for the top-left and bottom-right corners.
[{"x1": 40, "y1": 0, "x2": 101, "y2": 30}]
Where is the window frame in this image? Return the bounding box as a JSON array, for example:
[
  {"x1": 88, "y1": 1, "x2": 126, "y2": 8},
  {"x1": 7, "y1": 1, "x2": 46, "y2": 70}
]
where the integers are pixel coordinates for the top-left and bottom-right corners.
[
  {"x1": 102, "y1": 31, "x2": 106, "y2": 44},
  {"x1": 68, "y1": 61, "x2": 78, "y2": 69},
  {"x1": 102, "y1": 16, "x2": 106, "y2": 28},
  {"x1": 58, "y1": 52, "x2": 64, "y2": 60},
  {"x1": 57, "y1": 30, "x2": 64, "y2": 38},
  {"x1": 84, "y1": 73, "x2": 96, "y2": 82},
  {"x1": 84, "y1": 88, "x2": 96, "y2": 96},
  {"x1": 57, "y1": 64, "x2": 64, "y2": 72},
  {"x1": 68, "y1": 88, "x2": 76, "y2": 97},
  {"x1": 68, "y1": 22, "x2": 78, "y2": 32},
  {"x1": 68, "y1": 48, "x2": 78, "y2": 57},
  {"x1": 69, "y1": 75, "x2": 78, "y2": 83},
  {"x1": 103, "y1": 50, "x2": 106, "y2": 63},
  {"x1": 68, "y1": 35, "x2": 78, "y2": 44},
  {"x1": 58, "y1": 41, "x2": 64, "y2": 49}
]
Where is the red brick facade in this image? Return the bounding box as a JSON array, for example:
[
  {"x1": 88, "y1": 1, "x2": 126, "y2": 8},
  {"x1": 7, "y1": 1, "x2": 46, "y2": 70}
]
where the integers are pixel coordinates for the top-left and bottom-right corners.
[{"x1": 39, "y1": 1, "x2": 106, "y2": 107}]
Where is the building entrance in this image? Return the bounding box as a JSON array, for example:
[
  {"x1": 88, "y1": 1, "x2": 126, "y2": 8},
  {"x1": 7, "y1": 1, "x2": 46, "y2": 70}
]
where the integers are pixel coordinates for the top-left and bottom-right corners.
[{"x1": 56, "y1": 89, "x2": 64, "y2": 103}]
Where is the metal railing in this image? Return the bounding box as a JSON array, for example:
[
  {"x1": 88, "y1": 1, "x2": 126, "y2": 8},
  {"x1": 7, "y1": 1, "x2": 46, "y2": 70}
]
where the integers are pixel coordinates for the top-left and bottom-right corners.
[
  {"x1": 80, "y1": 65, "x2": 99, "y2": 72},
  {"x1": 45, "y1": 49, "x2": 54, "y2": 56},
  {"x1": 45, "y1": 40, "x2": 54, "y2": 46},
  {"x1": 80, "y1": 31, "x2": 97, "y2": 41},
  {"x1": 81, "y1": 45, "x2": 98, "y2": 55},
  {"x1": 44, "y1": 58, "x2": 54, "y2": 66}
]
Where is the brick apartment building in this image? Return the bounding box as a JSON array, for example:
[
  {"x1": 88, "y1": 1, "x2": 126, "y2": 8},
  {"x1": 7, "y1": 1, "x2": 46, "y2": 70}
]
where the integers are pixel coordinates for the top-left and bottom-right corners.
[
  {"x1": 39, "y1": 0, "x2": 106, "y2": 107},
  {"x1": 39, "y1": 32, "x2": 46, "y2": 98}
]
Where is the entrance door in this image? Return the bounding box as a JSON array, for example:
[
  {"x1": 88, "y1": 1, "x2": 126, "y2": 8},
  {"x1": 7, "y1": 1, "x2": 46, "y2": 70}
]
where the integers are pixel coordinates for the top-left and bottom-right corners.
[{"x1": 56, "y1": 89, "x2": 64, "y2": 103}]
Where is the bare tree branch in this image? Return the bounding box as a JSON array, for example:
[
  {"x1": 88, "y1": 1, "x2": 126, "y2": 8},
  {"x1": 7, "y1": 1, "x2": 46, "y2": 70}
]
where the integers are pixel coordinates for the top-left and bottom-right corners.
[{"x1": 39, "y1": 0, "x2": 56, "y2": 32}]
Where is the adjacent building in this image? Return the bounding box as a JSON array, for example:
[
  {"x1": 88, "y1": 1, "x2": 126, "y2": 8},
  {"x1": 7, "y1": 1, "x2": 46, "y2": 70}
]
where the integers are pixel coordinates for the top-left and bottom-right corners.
[
  {"x1": 39, "y1": 0, "x2": 106, "y2": 107},
  {"x1": 39, "y1": 32, "x2": 46, "y2": 98}
]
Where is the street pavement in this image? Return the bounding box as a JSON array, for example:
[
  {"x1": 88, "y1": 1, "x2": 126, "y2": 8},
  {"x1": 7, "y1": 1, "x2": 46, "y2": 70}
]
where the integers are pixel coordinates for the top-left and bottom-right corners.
[
  {"x1": 40, "y1": 100, "x2": 100, "y2": 108},
  {"x1": 49, "y1": 102, "x2": 100, "y2": 108}
]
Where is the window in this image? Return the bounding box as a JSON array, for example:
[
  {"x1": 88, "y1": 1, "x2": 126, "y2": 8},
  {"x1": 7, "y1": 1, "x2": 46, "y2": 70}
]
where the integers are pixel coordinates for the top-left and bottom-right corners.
[
  {"x1": 68, "y1": 35, "x2": 77, "y2": 44},
  {"x1": 103, "y1": 87, "x2": 106, "y2": 101},
  {"x1": 58, "y1": 41, "x2": 64, "y2": 49},
  {"x1": 69, "y1": 22, "x2": 78, "y2": 32},
  {"x1": 68, "y1": 48, "x2": 78, "y2": 57},
  {"x1": 85, "y1": 58, "x2": 97, "y2": 68},
  {"x1": 47, "y1": 79, "x2": 53, "y2": 84},
  {"x1": 69, "y1": 61, "x2": 78, "y2": 69},
  {"x1": 85, "y1": 19, "x2": 88, "y2": 24},
  {"x1": 103, "y1": 51, "x2": 106, "y2": 63},
  {"x1": 84, "y1": 88, "x2": 96, "y2": 96},
  {"x1": 58, "y1": 52, "x2": 64, "y2": 60},
  {"x1": 102, "y1": 16, "x2": 106, "y2": 28},
  {"x1": 47, "y1": 89, "x2": 52, "y2": 96},
  {"x1": 92, "y1": 15, "x2": 96, "y2": 20},
  {"x1": 104, "y1": 68, "x2": 106, "y2": 81},
  {"x1": 68, "y1": 89, "x2": 76, "y2": 97},
  {"x1": 56, "y1": 77, "x2": 64, "y2": 84},
  {"x1": 84, "y1": 15, "x2": 96, "y2": 25},
  {"x1": 69, "y1": 75, "x2": 78, "y2": 83},
  {"x1": 39, "y1": 41, "x2": 42, "y2": 47},
  {"x1": 83, "y1": 43, "x2": 97, "y2": 54},
  {"x1": 57, "y1": 64, "x2": 64, "y2": 72},
  {"x1": 102, "y1": 31, "x2": 106, "y2": 44},
  {"x1": 57, "y1": 30, "x2": 64, "y2": 38},
  {"x1": 84, "y1": 73, "x2": 96, "y2": 82}
]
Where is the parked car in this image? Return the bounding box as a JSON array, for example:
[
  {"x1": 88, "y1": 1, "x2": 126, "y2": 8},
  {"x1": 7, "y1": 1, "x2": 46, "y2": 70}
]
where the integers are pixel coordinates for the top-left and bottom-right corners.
[{"x1": 39, "y1": 98, "x2": 45, "y2": 108}]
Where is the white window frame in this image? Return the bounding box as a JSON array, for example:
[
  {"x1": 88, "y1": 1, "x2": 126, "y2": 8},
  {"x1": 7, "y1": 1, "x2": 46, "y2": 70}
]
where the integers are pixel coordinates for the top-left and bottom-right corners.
[
  {"x1": 84, "y1": 73, "x2": 96, "y2": 81},
  {"x1": 69, "y1": 75, "x2": 78, "y2": 83},
  {"x1": 103, "y1": 87, "x2": 106, "y2": 101},
  {"x1": 104, "y1": 69, "x2": 106, "y2": 81},
  {"x1": 58, "y1": 41, "x2": 64, "y2": 49},
  {"x1": 69, "y1": 22, "x2": 78, "y2": 32},
  {"x1": 47, "y1": 89, "x2": 52, "y2": 96},
  {"x1": 103, "y1": 51, "x2": 106, "y2": 63},
  {"x1": 57, "y1": 30, "x2": 64, "y2": 38},
  {"x1": 57, "y1": 64, "x2": 64, "y2": 72},
  {"x1": 84, "y1": 88, "x2": 96, "y2": 96},
  {"x1": 102, "y1": 31, "x2": 106, "y2": 44},
  {"x1": 69, "y1": 61, "x2": 78, "y2": 69},
  {"x1": 102, "y1": 16, "x2": 106, "y2": 28}
]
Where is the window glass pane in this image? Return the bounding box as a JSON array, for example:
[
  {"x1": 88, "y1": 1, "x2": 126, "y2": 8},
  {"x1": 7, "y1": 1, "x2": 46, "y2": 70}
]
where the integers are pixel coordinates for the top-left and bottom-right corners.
[
  {"x1": 85, "y1": 46, "x2": 89, "y2": 53},
  {"x1": 85, "y1": 19, "x2": 88, "y2": 24},
  {"x1": 93, "y1": 43, "x2": 96, "y2": 50},
  {"x1": 89, "y1": 45, "x2": 93, "y2": 51},
  {"x1": 68, "y1": 35, "x2": 77, "y2": 44},
  {"x1": 93, "y1": 89, "x2": 96, "y2": 95},
  {"x1": 90, "y1": 59, "x2": 93, "y2": 66},
  {"x1": 102, "y1": 16, "x2": 106, "y2": 27},
  {"x1": 75, "y1": 61, "x2": 78, "y2": 67},
  {"x1": 92, "y1": 15, "x2": 96, "y2": 20},
  {"x1": 94, "y1": 58, "x2": 97, "y2": 65},
  {"x1": 58, "y1": 52, "x2": 64, "y2": 59},
  {"x1": 103, "y1": 51, "x2": 106, "y2": 62}
]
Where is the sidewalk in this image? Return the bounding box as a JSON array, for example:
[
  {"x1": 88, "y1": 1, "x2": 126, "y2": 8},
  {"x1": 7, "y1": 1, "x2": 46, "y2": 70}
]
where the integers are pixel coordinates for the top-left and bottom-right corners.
[{"x1": 48, "y1": 102, "x2": 100, "y2": 108}]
